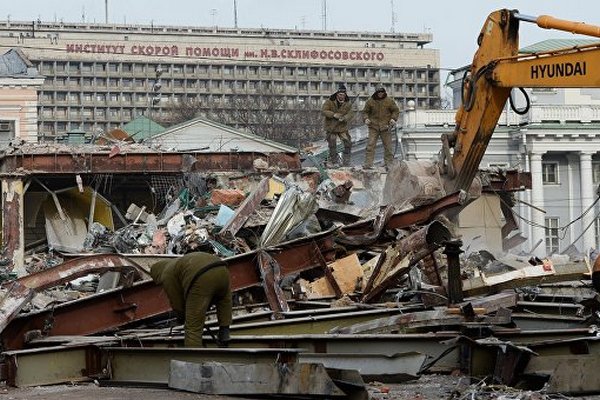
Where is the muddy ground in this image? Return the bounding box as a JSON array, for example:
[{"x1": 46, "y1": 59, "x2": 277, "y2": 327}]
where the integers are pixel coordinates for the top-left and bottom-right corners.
[
  {"x1": 2, "y1": 374, "x2": 599, "y2": 399},
  {"x1": 0, "y1": 374, "x2": 461, "y2": 400}
]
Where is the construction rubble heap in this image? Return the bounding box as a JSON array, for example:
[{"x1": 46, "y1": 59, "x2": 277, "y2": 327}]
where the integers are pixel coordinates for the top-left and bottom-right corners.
[{"x1": 0, "y1": 143, "x2": 597, "y2": 399}]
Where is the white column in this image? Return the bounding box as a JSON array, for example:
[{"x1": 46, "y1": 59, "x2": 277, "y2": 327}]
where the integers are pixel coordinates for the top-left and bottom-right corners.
[
  {"x1": 580, "y1": 151, "x2": 596, "y2": 254},
  {"x1": 521, "y1": 150, "x2": 532, "y2": 252},
  {"x1": 566, "y1": 154, "x2": 578, "y2": 247},
  {"x1": 530, "y1": 153, "x2": 546, "y2": 257}
]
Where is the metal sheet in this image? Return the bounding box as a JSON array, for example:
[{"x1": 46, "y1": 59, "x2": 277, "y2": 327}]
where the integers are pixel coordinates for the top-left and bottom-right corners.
[
  {"x1": 231, "y1": 308, "x2": 402, "y2": 335},
  {"x1": 94, "y1": 334, "x2": 463, "y2": 373},
  {"x1": 0, "y1": 152, "x2": 301, "y2": 174},
  {"x1": 106, "y1": 347, "x2": 299, "y2": 384},
  {"x1": 299, "y1": 352, "x2": 427, "y2": 383},
  {"x1": 4, "y1": 345, "x2": 102, "y2": 387},
  {"x1": 2, "y1": 231, "x2": 336, "y2": 350}
]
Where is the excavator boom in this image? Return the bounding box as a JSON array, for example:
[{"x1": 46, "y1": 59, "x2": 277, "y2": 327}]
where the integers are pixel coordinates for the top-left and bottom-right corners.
[{"x1": 445, "y1": 10, "x2": 600, "y2": 194}]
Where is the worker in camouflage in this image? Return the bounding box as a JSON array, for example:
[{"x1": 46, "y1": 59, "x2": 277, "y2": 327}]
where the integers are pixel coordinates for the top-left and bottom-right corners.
[
  {"x1": 322, "y1": 84, "x2": 354, "y2": 167},
  {"x1": 149, "y1": 252, "x2": 232, "y2": 347},
  {"x1": 361, "y1": 84, "x2": 400, "y2": 168}
]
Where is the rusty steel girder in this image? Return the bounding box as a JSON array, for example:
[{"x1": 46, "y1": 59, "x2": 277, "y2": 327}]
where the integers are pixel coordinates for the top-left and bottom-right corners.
[
  {"x1": 0, "y1": 254, "x2": 146, "y2": 335},
  {"x1": 1, "y1": 231, "x2": 336, "y2": 350},
  {"x1": 0, "y1": 151, "x2": 300, "y2": 175}
]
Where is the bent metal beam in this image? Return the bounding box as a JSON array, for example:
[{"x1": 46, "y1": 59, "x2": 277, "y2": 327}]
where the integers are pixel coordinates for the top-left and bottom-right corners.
[{"x1": 1, "y1": 230, "x2": 336, "y2": 350}]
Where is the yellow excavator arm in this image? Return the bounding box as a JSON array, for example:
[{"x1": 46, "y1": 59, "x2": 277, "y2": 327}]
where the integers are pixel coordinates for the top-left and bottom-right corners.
[{"x1": 443, "y1": 9, "x2": 600, "y2": 194}]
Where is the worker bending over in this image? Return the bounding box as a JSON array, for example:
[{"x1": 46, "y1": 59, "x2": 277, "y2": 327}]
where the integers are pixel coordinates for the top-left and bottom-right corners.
[{"x1": 150, "y1": 252, "x2": 232, "y2": 347}]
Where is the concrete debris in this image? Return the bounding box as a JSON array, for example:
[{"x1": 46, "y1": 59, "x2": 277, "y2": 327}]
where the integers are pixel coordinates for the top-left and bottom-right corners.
[
  {"x1": 2, "y1": 145, "x2": 600, "y2": 397},
  {"x1": 169, "y1": 360, "x2": 365, "y2": 398}
]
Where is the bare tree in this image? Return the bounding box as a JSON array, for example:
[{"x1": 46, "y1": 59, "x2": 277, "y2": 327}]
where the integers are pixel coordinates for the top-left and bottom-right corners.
[
  {"x1": 155, "y1": 97, "x2": 203, "y2": 126},
  {"x1": 158, "y1": 83, "x2": 324, "y2": 148}
]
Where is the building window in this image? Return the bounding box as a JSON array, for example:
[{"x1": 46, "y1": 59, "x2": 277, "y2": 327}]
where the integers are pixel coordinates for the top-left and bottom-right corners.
[
  {"x1": 542, "y1": 162, "x2": 559, "y2": 184},
  {"x1": 545, "y1": 217, "x2": 560, "y2": 255}
]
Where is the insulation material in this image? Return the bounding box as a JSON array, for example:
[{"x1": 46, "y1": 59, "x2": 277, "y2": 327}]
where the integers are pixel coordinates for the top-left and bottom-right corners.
[
  {"x1": 43, "y1": 187, "x2": 114, "y2": 253},
  {"x1": 259, "y1": 186, "x2": 318, "y2": 248}
]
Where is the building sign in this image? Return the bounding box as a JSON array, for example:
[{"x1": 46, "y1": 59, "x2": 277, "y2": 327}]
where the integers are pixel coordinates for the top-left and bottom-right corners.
[{"x1": 65, "y1": 43, "x2": 385, "y2": 62}]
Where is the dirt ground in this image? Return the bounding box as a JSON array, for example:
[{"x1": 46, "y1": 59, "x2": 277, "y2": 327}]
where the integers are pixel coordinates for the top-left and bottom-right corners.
[
  {"x1": 0, "y1": 384, "x2": 249, "y2": 400},
  {"x1": 3, "y1": 374, "x2": 598, "y2": 400},
  {"x1": 0, "y1": 374, "x2": 465, "y2": 400}
]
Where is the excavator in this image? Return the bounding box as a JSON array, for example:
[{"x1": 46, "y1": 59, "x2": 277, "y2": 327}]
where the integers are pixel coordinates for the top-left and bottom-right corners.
[
  {"x1": 441, "y1": 9, "x2": 600, "y2": 194},
  {"x1": 381, "y1": 10, "x2": 600, "y2": 302},
  {"x1": 440, "y1": 9, "x2": 600, "y2": 291},
  {"x1": 441, "y1": 9, "x2": 600, "y2": 292},
  {"x1": 389, "y1": 9, "x2": 600, "y2": 224}
]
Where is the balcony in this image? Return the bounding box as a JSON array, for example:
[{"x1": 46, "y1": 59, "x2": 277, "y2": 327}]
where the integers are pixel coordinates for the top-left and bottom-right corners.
[
  {"x1": 402, "y1": 104, "x2": 600, "y2": 129},
  {"x1": 527, "y1": 104, "x2": 600, "y2": 124}
]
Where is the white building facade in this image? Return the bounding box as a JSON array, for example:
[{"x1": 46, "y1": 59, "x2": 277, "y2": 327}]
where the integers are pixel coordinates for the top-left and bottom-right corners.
[{"x1": 399, "y1": 89, "x2": 600, "y2": 258}]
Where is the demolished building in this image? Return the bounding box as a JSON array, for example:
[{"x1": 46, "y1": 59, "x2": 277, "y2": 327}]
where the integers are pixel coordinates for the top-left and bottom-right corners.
[{"x1": 0, "y1": 140, "x2": 597, "y2": 397}]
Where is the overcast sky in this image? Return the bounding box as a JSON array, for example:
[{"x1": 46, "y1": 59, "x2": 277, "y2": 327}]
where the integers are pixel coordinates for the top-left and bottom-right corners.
[{"x1": 1, "y1": 1, "x2": 598, "y2": 74}]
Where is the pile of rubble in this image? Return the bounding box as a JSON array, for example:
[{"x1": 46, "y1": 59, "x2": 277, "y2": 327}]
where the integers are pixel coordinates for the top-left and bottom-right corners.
[{"x1": 0, "y1": 158, "x2": 598, "y2": 398}]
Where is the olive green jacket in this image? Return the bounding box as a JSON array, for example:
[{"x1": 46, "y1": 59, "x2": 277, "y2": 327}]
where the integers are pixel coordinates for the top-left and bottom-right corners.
[
  {"x1": 149, "y1": 252, "x2": 223, "y2": 317},
  {"x1": 362, "y1": 94, "x2": 400, "y2": 131},
  {"x1": 322, "y1": 93, "x2": 354, "y2": 134}
]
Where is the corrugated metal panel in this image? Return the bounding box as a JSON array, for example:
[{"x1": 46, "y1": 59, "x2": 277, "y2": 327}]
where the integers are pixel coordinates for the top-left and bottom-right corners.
[
  {"x1": 520, "y1": 39, "x2": 600, "y2": 54},
  {"x1": 122, "y1": 116, "x2": 166, "y2": 141}
]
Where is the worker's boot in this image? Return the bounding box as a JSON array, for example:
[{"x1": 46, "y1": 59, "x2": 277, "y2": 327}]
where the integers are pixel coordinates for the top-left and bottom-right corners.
[{"x1": 217, "y1": 326, "x2": 230, "y2": 348}]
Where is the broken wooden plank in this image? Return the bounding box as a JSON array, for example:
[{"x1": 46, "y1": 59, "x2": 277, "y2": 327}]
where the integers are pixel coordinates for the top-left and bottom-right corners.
[
  {"x1": 462, "y1": 262, "x2": 589, "y2": 297},
  {"x1": 301, "y1": 253, "x2": 364, "y2": 299}
]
